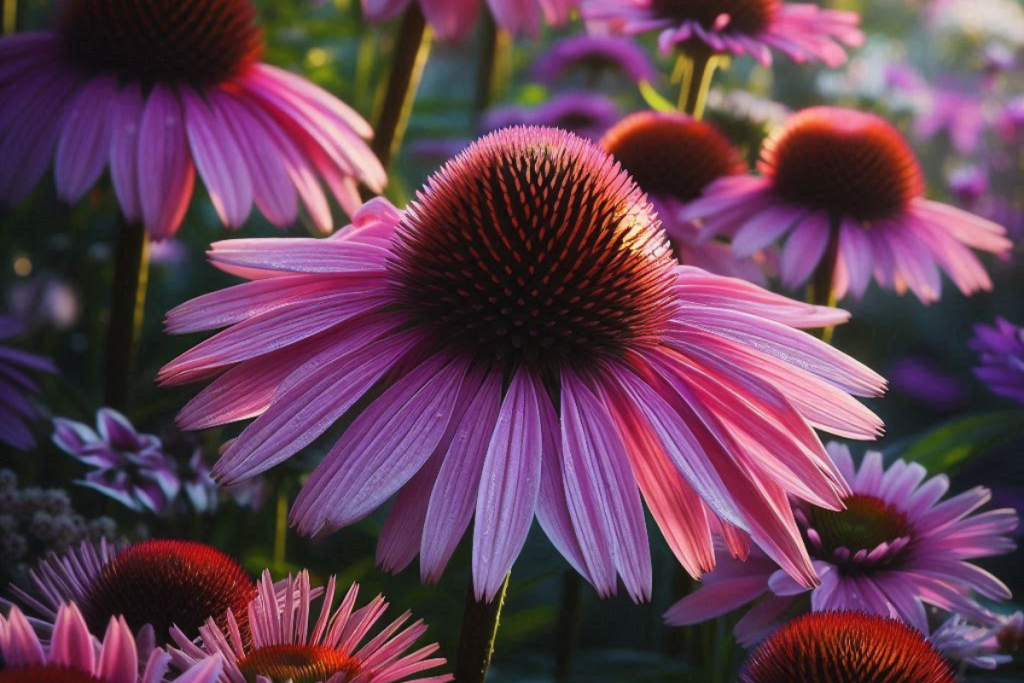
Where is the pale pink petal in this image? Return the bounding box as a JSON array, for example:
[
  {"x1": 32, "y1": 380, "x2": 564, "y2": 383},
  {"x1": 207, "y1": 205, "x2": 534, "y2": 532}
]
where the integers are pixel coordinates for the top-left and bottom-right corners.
[{"x1": 137, "y1": 84, "x2": 195, "y2": 238}]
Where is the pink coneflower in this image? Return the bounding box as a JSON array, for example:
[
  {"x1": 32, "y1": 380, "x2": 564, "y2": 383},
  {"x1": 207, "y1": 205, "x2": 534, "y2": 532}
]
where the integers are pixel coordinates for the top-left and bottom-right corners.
[
  {"x1": 0, "y1": 315, "x2": 56, "y2": 451},
  {"x1": 583, "y1": 0, "x2": 863, "y2": 65},
  {"x1": 971, "y1": 318, "x2": 1024, "y2": 405},
  {"x1": 170, "y1": 569, "x2": 451, "y2": 683},
  {"x1": 53, "y1": 409, "x2": 180, "y2": 515},
  {"x1": 930, "y1": 614, "x2": 1011, "y2": 671},
  {"x1": 0, "y1": 0, "x2": 385, "y2": 239},
  {"x1": 682, "y1": 106, "x2": 1011, "y2": 303},
  {"x1": 600, "y1": 111, "x2": 772, "y2": 284},
  {"x1": 362, "y1": 0, "x2": 577, "y2": 40},
  {"x1": 161, "y1": 126, "x2": 884, "y2": 602},
  {"x1": 667, "y1": 443, "x2": 1018, "y2": 643},
  {"x1": 483, "y1": 94, "x2": 622, "y2": 141},
  {"x1": 5, "y1": 539, "x2": 257, "y2": 646},
  {"x1": 740, "y1": 612, "x2": 956, "y2": 683},
  {"x1": 531, "y1": 35, "x2": 657, "y2": 86},
  {"x1": 0, "y1": 603, "x2": 224, "y2": 683}
]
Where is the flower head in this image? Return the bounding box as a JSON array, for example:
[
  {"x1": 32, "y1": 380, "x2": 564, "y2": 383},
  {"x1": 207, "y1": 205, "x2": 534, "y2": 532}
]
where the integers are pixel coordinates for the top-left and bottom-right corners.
[
  {"x1": 601, "y1": 111, "x2": 770, "y2": 284},
  {"x1": 0, "y1": 316, "x2": 56, "y2": 451},
  {"x1": 667, "y1": 443, "x2": 1018, "y2": 643},
  {"x1": 0, "y1": 0, "x2": 385, "y2": 238},
  {"x1": 531, "y1": 35, "x2": 657, "y2": 86},
  {"x1": 583, "y1": 0, "x2": 862, "y2": 65},
  {"x1": 930, "y1": 614, "x2": 1010, "y2": 671},
  {"x1": 162, "y1": 126, "x2": 884, "y2": 602},
  {"x1": 740, "y1": 612, "x2": 956, "y2": 683},
  {"x1": 170, "y1": 570, "x2": 451, "y2": 683},
  {"x1": 5, "y1": 539, "x2": 257, "y2": 647},
  {"x1": 971, "y1": 318, "x2": 1024, "y2": 405},
  {"x1": 53, "y1": 409, "x2": 180, "y2": 515},
  {"x1": 362, "y1": 0, "x2": 577, "y2": 40},
  {"x1": 0, "y1": 604, "x2": 223, "y2": 683},
  {"x1": 683, "y1": 106, "x2": 1011, "y2": 302}
]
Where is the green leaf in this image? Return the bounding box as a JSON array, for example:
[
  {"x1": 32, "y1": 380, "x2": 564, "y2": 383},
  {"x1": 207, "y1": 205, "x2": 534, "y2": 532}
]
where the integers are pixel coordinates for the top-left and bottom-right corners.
[{"x1": 895, "y1": 410, "x2": 1024, "y2": 473}]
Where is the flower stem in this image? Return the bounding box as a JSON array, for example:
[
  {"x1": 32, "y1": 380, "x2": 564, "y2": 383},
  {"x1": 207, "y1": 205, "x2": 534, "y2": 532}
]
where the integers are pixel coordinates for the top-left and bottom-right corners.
[
  {"x1": 2, "y1": 0, "x2": 17, "y2": 34},
  {"x1": 810, "y1": 217, "x2": 841, "y2": 343},
  {"x1": 474, "y1": 10, "x2": 511, "y2": 115},
  {"x1": 104, "y1": 217, "x2": 149, "y2": 410},
  {"x1": 553, "y1": 570, "x2": 583, "y2": 681},
  {"x1": 273, "y1": 483, "x2": 288, "y2": 571},
  {"x1": 455, "y1": 573, "x2": 510, "y2": 683},
  {"x1": 371, "y1": 2, "x2": 433, "y2": 172},
  {"x1": 678, "y1": 48, "x2": 719, "y2": 120}
]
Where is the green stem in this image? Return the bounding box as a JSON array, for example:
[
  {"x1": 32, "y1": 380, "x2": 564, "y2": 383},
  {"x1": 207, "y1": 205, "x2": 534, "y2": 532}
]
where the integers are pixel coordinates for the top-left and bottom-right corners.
[
  {"x1": 474, "y1": 11, "x2": 511, "y2": 115},
  {"x1": 371, "y1": 3, "x2": 433, "y2": 172},
  {"x1": 809, "y1": 216, "x2": 841, "y2": 343},
  {"x1": 273, "y1": 483, "x2": 288, "y2": 571},
  {"x1": 2, "y1": 0, "x2": 17, "y2": 35},
  {"x1": 455, "y1": 573, "x2": 510, "y2": 683},
  {"x1": 553, "y1": 570, "x2": 583, "y2": 682},
  {"x1": 104, "y1": 217, "x2": 149, "y2": 410},
  {"x1": 678, "y1": 48, "x2": 719, "y2": 120}
]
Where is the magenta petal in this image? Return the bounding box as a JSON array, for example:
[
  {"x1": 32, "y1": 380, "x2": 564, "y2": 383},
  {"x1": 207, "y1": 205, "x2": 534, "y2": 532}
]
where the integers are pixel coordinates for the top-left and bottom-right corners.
[
  {"x1": 183, "y1": 89, "x2": 253, "y2": 228},
  {"x1": 4, "y1": 608, "x2": 45, "y2": 666},
  {"x1": 212, "y1": 319, "x2": 412, "y2": 483},
  {"x1": 291, "y1": 353, "x2": 470, "y2": 534},
  {"x1": 560, "y1": 371, "x2": 652, "y2": 602},
  {"x1": 137, "y1": 84, "x2": 195, "y2": 238},
  {"x1": 664, "y1": 575, "x2": 770, "y2": 626},
  {"x1": 97, "y1": 618, "x2": 137, "y2": 683},
  {"x1": 377, "y1": 450, "x2": 444, "y2": 574},
  {"x1": 534, "y1": 384, "x2": 591, "y2": 582},
  {"x1": 109, "y1": 82, "x2": 145, "y2": 223},
  {"x1": 420, "y1": 369, "x2": 503, "y2": 584},
  {"x1": 472, "y1": 369, "x2": 545, "y2": 601},
  {"x1": 50, "y1": 604, "x2": 95, "y2": 672},
  {"x1": 55, "y1": 75, "x2": 117, "y2": 203}
]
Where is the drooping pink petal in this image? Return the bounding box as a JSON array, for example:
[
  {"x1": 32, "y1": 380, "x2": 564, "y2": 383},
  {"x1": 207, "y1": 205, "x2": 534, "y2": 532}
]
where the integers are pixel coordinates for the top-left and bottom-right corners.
[
  {"x1": 55, "y1": 75, "x2": 117, "y2": 203},
  {"x1": 137, "y1": 84, "x2": 195, "y2": 238},
  {"x1": 472, "y1": 369, "x2": 545, "y2": 601}
]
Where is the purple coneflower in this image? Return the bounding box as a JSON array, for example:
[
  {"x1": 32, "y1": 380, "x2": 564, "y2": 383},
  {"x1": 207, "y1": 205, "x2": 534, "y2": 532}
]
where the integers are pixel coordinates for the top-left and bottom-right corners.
[
  {"x1": 362, "y1": 0, "x2": 577, "y2": 40},
  {"x1": 0, "y1": 603, "x2": 223, "y2": 683},
  {"x1": 600, "y1": 111, "x2": 772, "y2": 284},
  {"x1": 667, "y1": 443, "x2": 1017, "y2": 643},
  {"x1": 971, "y1": 318, "x2": 1024, "y2": 405},
  {"x1": 5, "y1": 539, "x2": 257, "y2": 647},
  {"x1": 930, "y1": 614, "x2": 1011, "y2": 671},
  {"x1": 161, "y1": 127, "x2": 884, "y2": 602},
  {"x1": 583, "y1": 0, "x2": 862, "y2": 65},
  {"x1": 740, "y1": 612, "x2": 956, "y2": 683},
  {"x1": 683, "y1": 106, "x2": 1011, "y2": 302},
  {"x1": 53, "y1": 409, "x2": 180, "y2": 515},
  {"x1": 0, "y1": 0, "x2": 385, "y2": 238},
  {"x1": 170, "y1": 569, "x2": 451, "y2": 683},
  {"x1": 0, "y1": 315, "x2": 55, "y2": 451},
  {"x1": 531, "y1": 35, "x2": 657, "y2": 85}
]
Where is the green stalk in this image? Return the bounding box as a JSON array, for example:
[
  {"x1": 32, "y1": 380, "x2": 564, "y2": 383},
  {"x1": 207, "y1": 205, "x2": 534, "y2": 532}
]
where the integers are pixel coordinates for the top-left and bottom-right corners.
[
  {"x1": 371, "y1": 2, "x2": 433, "y2": 172},
  {"x1": 809, "y1": 216, "x2": 842, "y2": 343},
  {"x1": 474, "y1": 10, "x2": 511, "y2": 115},
  {"x1": 678, "y1": 48, "x2": 720, "y2": 120},
  {"x1": 553, "y1": 570, "x2": 583, "y2": 681},
  {"x1": 104, "y1": 217, "x2": 149, "y2": 410},
  {"x1": 455, "y1": 573, "x2": 510, "y2": 683}
]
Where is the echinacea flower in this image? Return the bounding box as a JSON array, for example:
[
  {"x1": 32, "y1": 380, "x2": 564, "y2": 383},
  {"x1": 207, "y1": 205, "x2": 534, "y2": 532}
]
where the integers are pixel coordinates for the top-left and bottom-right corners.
[
  {"x1": 531, "y1": 35, "x2": 657, "y2": 86},
  {"x1": 161, "y1": 126, "x2": 885, "y2": 602},
  {"x1": 5, "y1": 539, "x2": 257, "y2": 647},
  {"x1": 739, "y1": 611, "x2": 956, "y2": 683},
  {"x1": 0, "y1": 603, "x2": 223, "y2": 683},
  {"x1": 53, "y1": 409, "x2": 180, "y2": 515},
  {"x1": 995, "y1": 611, "x2": 1024, "y2": 659},
  {"x1": 583, "y1": 0, "x2": 863, "y2": 65},
  {"x1": 601, "y1": 111, "x2": 772, "y2": 284},
  {"x1": 363, "y1": 0, "x2": 577, "y2": 41},
  {"x1": 0, "y1": 315, "x2": 56, "y2": 451},
  {"x1": 930, "y1": 614, "x2": 1010, "y2": 671},
  {"x1": 683, "y1": 106, "x2": 1011, "y2": 302},
  {"x1": 667, "y1": 443, "x2": 1018, "y2": 643},
  {"x1": 0, "y1": 0, "x2": 385, "y2": 239},
  {"x1": 170, "y1": 569, "x2": 451, "y2": 683},
  {"x1": 971, "y1": 318, "x2": 1024, "y2": 405}
]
